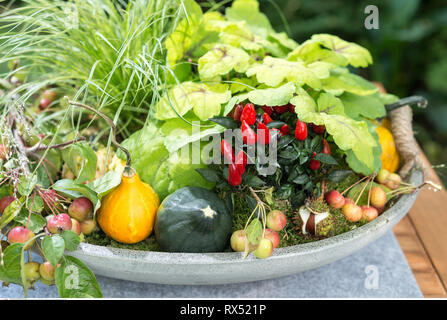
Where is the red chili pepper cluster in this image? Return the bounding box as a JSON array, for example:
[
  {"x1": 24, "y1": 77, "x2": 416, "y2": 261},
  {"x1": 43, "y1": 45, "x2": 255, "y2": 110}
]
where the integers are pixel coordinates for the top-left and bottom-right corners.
[{"x1": 224, "y1": 102, "x2": 331, "y2": 185}]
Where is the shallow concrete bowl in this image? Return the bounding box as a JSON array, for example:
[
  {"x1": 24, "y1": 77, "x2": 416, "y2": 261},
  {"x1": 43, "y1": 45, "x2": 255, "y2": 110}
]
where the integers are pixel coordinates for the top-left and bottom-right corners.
[{"x1": 68, "y1": 170, "x2": 422, "y2": 285}]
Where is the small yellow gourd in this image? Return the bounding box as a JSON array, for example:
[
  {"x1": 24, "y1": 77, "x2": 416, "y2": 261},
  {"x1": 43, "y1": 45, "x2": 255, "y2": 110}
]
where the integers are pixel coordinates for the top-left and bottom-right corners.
[
  {"x1": 98, "y1": 167, "x2": 159, "y2": 244},
  {"x1": 376, "y1": 123, "x2": 400, "y2": 173},
  {"x1": 67, "y1": 98, "x2": 160, "y2": 244}
]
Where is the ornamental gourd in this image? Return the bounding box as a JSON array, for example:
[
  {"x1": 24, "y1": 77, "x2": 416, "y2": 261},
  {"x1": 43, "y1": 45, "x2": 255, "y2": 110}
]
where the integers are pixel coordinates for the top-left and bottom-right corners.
[
  {"x1": 376, "y1": 121, "x2": 400, "y2": 173},
  {"x1": 155, "y1": 187, "x2": 232, "y2": 253},
  {"x1": 67, "y1": 98, "x2": 159, "y2": 244}
]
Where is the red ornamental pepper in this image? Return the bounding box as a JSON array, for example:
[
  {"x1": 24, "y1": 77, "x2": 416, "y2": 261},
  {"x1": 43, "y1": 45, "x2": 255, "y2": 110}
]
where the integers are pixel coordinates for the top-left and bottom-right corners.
[
  {"x1": 262, "y1": 106, "x2": 274, "y2": 116},
  {"x1": 241, "y1": 120, "x2": 257, "y2": 145},
  {"x1": 240, "y1": 103, "x2": 256, "y2": 126},
  {"x1": 309, "y1": 159, "x2": 321, "y2": 170},
  {"x1": 311, "y1": 123, "x2": 325, "y2": 135},
  {"x1": 280, "y1": 124, "x2": 290, "y2": 135},
  {"x1": 262, "y1": 112, "x2": 273, "y2": 124},
  {"x1": 228, "y1": 103, "x2": 244, "y2": 122},
  {"x1": 257, "y1": 122, "x2": 270, "y2": 145},
  {"x1": 274, "y1": 105, "x2": 289, "y2": 114},
  {"x1": 288, "y1": 103, "x2": 296, "y2": 113},
  {"x1": 295, "y1": 118, "x2": 308, "y2": 141},
  {"x1": 221, "y1": 139, "x2": 234, "y2": 163},
  {"x1": 228, "y1": 163, "x2": 242, "y2": 186},
  {"x1": 322, "y1": 139, "x2": 331, "y2": 155},
  {"x1": 235, "y1": 150, "x2": 247, "y2": 175},
  {"x1": 272, "y1": 128, "x2": 283, "y2": 138}
]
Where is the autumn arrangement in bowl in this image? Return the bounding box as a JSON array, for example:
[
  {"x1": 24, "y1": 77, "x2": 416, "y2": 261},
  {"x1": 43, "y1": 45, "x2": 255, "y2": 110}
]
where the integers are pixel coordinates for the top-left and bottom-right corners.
[{"x1": 0, "y1": 0, "x2": 441, "y2": 297}]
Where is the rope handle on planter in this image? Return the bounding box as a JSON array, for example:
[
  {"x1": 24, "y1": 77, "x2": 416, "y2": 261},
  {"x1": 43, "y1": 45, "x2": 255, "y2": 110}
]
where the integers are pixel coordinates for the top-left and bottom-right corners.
[{"x1": 385, "y1": 96, "x2": 429, "y2": 179}]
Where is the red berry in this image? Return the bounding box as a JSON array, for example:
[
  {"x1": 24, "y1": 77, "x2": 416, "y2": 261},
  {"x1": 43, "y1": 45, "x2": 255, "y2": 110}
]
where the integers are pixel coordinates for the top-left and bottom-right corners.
[
  {"x1": 257, "y1": 122, "x2": 270, "y2": 145},
  {"x1": 262, "y1": 106, "x2": 274, "y2": 115},
  {"x1": 220, "y1": 140, "x2": 234, "y2": 163},
  {"x1": 288, "y1": 103, "x2": 295, "y2": 113},
  {"x1": 295, "y1": 118, "x2": 308, "y2": 141},
  {"x1": 241, "y1": 120, "x2": 257, "y2": 145},
  {"x1": 311, "y1": 124, "x2": 326, "y2": 135},
  {"x1": 228, "y1": 103, "x2": 244, "y2": 122},
  {"x1": 39, "y1": 98, "x2": 51, "y2": 110},
  {"x1": 309, "y1": 159, "x2": 321, "y2": 170},
  {"x1": 262, "y1": 113, "x2": 273, "y2": 124},
  {"x1": 240, "y1": 103, "x2": 256, "y2": 125},
  {"x1": 235, "y1": 150, "x2": 247, "y2": 175},
  {"x1": 280, "y1": 124, "x2": 290, "y2": 135},
  {"x1": 228, "y1": 163, "x2": 242, "y2": 186},
  {"x1": 274, "y1": 105, "x2": 289, "y2": 114},
  {"x1": 322, "y1": 139, "x2": 331, "y2": 155}
]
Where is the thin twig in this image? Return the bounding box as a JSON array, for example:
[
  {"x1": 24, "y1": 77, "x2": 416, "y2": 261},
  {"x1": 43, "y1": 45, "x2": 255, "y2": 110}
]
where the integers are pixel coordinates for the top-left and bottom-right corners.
[{"x1": 26, "y1": 137, "x2": 86, "y2": 154}]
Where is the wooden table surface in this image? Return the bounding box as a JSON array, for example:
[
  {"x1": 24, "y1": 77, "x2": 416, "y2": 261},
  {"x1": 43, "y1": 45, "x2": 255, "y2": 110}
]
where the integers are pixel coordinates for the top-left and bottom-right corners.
[{"x1": 393, "y1": 151, "x2": 447, "y2": 298}]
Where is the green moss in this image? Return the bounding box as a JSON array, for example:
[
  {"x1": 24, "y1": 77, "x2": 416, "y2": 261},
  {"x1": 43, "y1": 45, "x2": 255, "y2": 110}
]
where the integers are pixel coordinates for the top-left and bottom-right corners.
[{"x1": 84, "y1": 230, "x2": 161, "y2": 251}]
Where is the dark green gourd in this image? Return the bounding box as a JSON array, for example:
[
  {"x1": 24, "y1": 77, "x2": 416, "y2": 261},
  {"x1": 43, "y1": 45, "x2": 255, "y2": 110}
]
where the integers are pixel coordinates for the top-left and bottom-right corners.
[{"x1": 154, "y1": 187, "x2": 232, "y2": 253}]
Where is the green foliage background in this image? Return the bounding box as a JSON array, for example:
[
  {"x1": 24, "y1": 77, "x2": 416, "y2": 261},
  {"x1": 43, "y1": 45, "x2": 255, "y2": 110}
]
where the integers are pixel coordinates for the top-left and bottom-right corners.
[{"x1": 256, "y1": 0, "x2": 447, "y2": 184}]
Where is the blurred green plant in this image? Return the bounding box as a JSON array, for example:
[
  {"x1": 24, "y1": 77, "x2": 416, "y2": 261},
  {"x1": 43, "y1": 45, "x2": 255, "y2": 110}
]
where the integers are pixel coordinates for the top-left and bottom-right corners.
[{"x1": 258, "y1": 0, "x2": 447, "y2": 184}]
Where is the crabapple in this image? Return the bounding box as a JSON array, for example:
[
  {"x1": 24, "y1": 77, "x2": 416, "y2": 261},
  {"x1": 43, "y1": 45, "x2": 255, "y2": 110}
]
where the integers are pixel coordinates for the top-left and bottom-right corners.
[
  {"x1": 230, "y1": 230, "x2": 247, "y2": 252},
  {"x1": 342, "y1": 203, "x2": 363, "y2": 222},
  {"x1": 266, "y1": 210, "x2": 287, "y2": 231},
  {"x1": 8, "y1": 226, "x2": 35, "y2": 249},
  {"x1": 39, "y1": 261, "x2": 56, "y2": 282},
  {"x1": 24, "y1": 262, "x2": 40, "y2": 282},
  {"x1": 376, "y1": 169, "x2": 390, "y2": 184},
  {"x1": 71, "y1": 218, "x2": 81, "y2": 235},
  {"x1": 385, "y1": 173, "x2": 402, "y2": 190},
  {"x1": 68, "y1": 197, "x2": 93, "y2": 222},
  {"x1": 80, "y1": 219, "x2": 97, "y2": 235},
  {"x1": 0, "y1": 195, "x2": 15, "y2": 214},
  {"x1": 325, "y1": 190, "x2": 345, "y2": 209},
  {"x1": 361, "y1": 206, "x2": 379, "y2": 222},
  {"x1": 263, "y1": 228, "x2": 280, "y2": 248},
  {"x1": 47, "y1": 213, "x2": 72, "y2": 234},
  {"x1": 39, "y1": 98, "x2": 51, "y2": 110},
  {"x1": 254, "y1": 238, "x2": 273, "y2": 259},
  {"x1": 370, "y1": 186, "x2": 387, "y2": 208}
]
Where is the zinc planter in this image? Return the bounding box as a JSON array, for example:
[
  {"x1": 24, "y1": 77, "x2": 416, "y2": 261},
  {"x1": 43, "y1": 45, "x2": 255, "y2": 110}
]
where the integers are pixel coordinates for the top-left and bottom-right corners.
[{"x1": 67, "y1": 169, "x2": 422, "y2": 285}]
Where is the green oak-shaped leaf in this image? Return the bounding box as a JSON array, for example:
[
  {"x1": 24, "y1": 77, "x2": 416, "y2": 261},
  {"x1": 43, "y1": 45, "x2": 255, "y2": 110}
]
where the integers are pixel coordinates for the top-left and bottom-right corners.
[
  {"x1": 317, "y1": 92, "x2": 345, "y2": 115},
  {"x1": 225, "y1": 0, "x2": 274, "y2": 38},
  {"x1": 247, "y1": 82, "x2": 296, "y2": 106},
  {"x1": 289, "y1": 34, "x2": 373, "y2": 68},
  {"x1": 198, "y1": 44, "x2": 251, "y2": 79},
  {"x1": 340, "y1": 92, "x2": 386, "y2": 120},
  {"x1": 246, "y1": 56, "x2": 321, "y2": 88},
  {"x1": 154, "y1": 82, "x2": 231, "y2": 121},
  {"x1": 291, "y1": 88, "x2": 378, "y2": 172},
  {"x1": 165, "y1": 5, "x2": 219, "y2": 66},
  {"x1": 206, "y1": 19, "x2": 265, "y2": 51},
  {"x1": 268, "y1": 32, "x2": 299, "y2": 51},
  {"x1": 322, "y1": 68, "x2": 378, "y2": 96}
]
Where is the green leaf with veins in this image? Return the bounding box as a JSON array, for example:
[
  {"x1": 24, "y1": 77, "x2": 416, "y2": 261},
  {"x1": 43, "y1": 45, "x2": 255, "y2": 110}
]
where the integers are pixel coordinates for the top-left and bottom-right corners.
[
  {"x1": 306, "y1": 61, "x2": 335, "y2": 79},
  {"x1": 154, "y1": 82, "x2": 231, "y2": 121},
  {"x1": 198, "y1": 44, "x2": 251, "y2": 79},
  {"x1": 246, "y1": 56, "x2": 321, "y2": 88},
  {"x1": 317, "y1": 92, "x2": 345, "y2": 115},
  {"x1": 206, "y1": 19, "x2": 266, "y2": 51},
  {"x1": 160, "y1": 116, "x2": 225, "y2": 153},
  {"x1": 14, "y1": 211, "x2": 46, "y2": 234},
  {"x1": 290, "y1": 34, "x2": 373, "y2": 68},
  {"x1": 247, "y1": 82, "x2": 295, "y2": 106},
  {"x1": 229, "y1": 77, "x2": 255, "y2": 94},
  {"x1": 0, "y1": 243, "x2": 24, "y2": 285},
  {"x1": 322, "y1": 68, "x2": 378, "y2": 96},
  {"x1": 42, "y1": 235, "x2": 65, "y2": 267},
  {"x1": 86, "y1": 171, "x2": 121, "y2": 199},
  {"x1": 0, "y1": 197, "x2": 24, "y2": 230},
  {"x1": 225, "y1": 0, "x2": 274, "y2": 38},
  {"x1": 55, "y1": 256, "x2": 102, "y2": 298},
  {"x1": 291, "y1": 88, "x2": 378, "y2": 172},
  {"x1": 267, "y1": 32, "x2": 299, "y2": 51},
  {"x1": 340, "y1": 92, "x2": 386, "y2": 120},
  {"x1": 61, "y1": 143, "x2": 97, "y2": 184}
]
